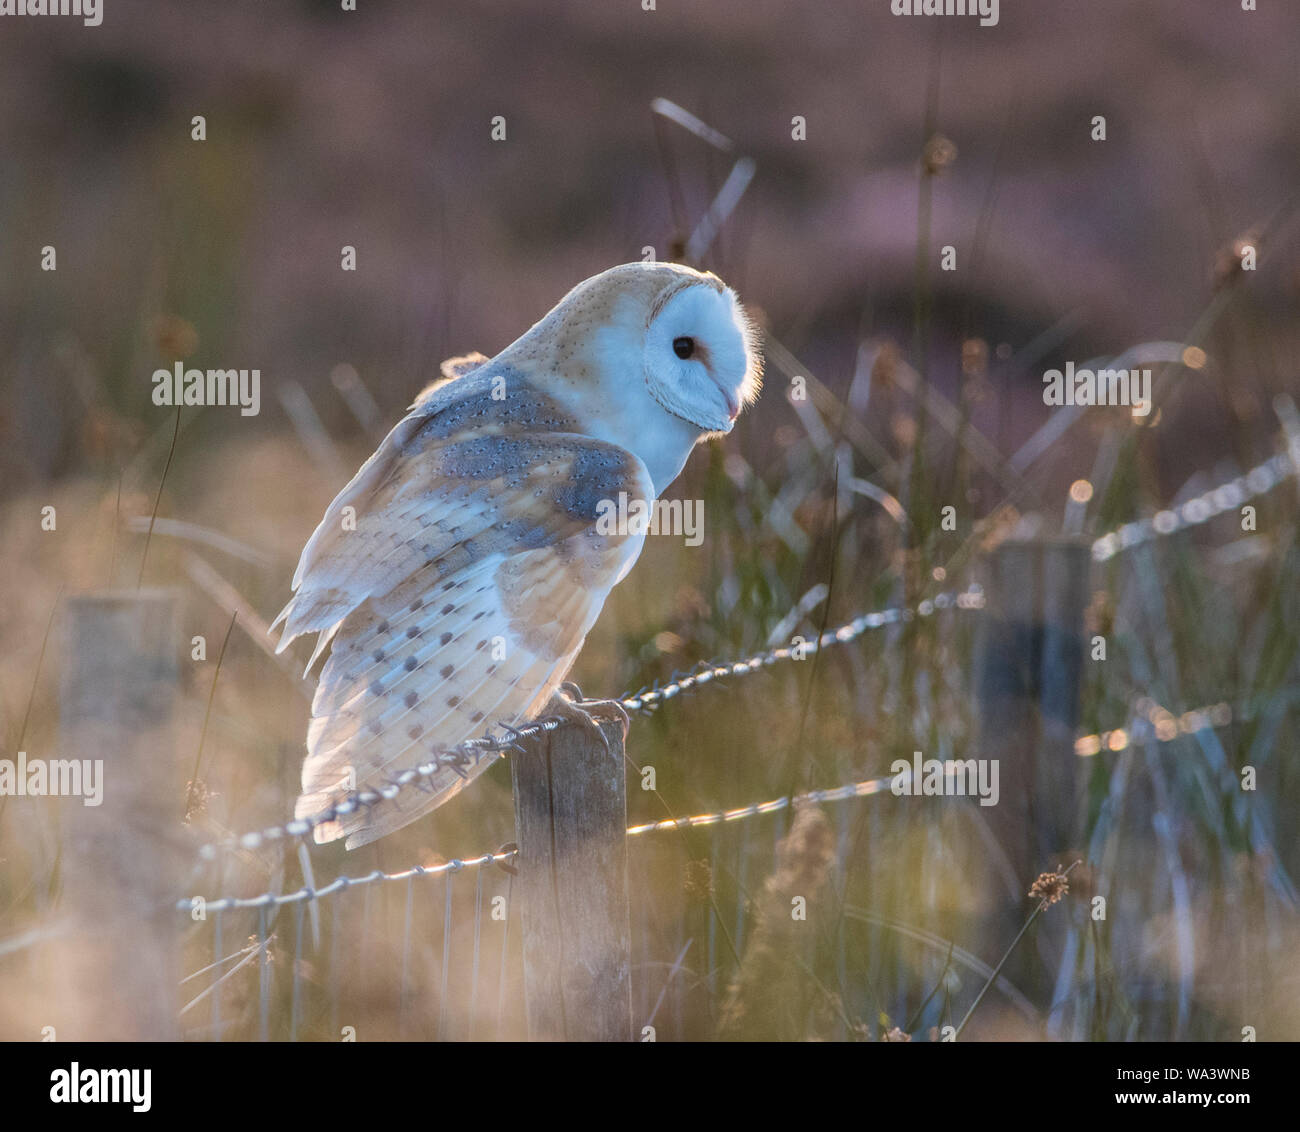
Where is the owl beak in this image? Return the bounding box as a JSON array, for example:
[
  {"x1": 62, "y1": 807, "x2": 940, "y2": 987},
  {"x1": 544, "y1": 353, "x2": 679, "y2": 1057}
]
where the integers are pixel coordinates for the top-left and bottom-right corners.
[{"x1": 719, "y1": 385, "x2": 741, "y2": 422}]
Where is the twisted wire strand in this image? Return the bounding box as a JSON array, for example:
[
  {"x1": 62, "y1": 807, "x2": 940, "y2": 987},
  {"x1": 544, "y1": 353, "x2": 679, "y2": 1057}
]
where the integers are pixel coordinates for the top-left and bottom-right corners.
[
  {"x1": 624, "y1": 774, "x2": 896, "y2": 835},
  {"x1": 1091, "y1": 450, "x2": 1296, "y2": 563},
  {"x1": 1074, "y1": 697, "x2": 1236, "y2": 757},
  {"x1": 180, "y1": 775, "x2": 897, "y2": 915},
  {"x1": 615, "y1": 585, "x2": 985, "y2": 713},
  {"x1": 178, "y1": 851, "x2": 514, "y2": 916}
]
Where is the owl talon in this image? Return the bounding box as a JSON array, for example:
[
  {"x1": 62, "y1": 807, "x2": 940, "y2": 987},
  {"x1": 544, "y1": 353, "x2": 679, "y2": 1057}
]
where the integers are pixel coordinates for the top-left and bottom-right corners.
[
  {"x1": 545, "y1": 685, "x2": 631, "y2": 750},
  {"x1": 567, "y1": 683, "x2": 630, "y2": 741}
]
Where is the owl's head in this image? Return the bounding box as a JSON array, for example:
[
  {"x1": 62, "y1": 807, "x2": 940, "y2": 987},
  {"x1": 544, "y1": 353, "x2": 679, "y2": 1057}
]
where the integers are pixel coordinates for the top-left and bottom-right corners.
[
  {"x1": 533, "y1": 262, "x2": 762, "y2": 437},
  {"x1": 635, "y1": 264, "x2": 762, "y2": 434}
]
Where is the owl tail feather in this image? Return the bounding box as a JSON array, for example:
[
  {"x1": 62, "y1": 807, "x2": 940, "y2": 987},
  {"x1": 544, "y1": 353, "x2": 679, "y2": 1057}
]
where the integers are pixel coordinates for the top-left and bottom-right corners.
[
  {"x1": 292, "y1": 573, "x2": 580, "y2": 848},
  {"x1": 297, "y1": 754, "x2": 499, "y2": 850}
]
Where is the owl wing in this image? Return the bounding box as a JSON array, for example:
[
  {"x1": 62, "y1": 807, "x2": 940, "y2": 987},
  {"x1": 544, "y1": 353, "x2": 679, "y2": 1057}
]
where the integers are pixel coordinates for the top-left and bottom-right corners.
[{"x1": 273, "y1": 372, "x2": 653, "y2": 848}]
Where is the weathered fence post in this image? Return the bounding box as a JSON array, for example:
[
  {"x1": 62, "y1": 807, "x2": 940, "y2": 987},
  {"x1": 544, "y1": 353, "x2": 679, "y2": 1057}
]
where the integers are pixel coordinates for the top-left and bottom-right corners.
[
  {"x1": 975, "y1": 539, "x2": 1090, "y2": 887},
  {"x1": 510, "y1": 716, "x2": 633, "y2": 1041},
  {"x1": 56, "y1": 590, "x2": 182, "y2": 1040}
]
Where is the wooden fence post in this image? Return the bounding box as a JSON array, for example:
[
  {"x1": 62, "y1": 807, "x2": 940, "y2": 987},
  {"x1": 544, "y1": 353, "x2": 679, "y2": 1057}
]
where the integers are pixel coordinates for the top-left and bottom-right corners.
[
  {"x1": 510, "y1": 716, "x2": 633, "y2": 1042},
  {"x1": 975, "y1": 539, "x2": 1090, "y2": 887},
  {"x1": 56, "y1": 590, "x2": 182, "y2": 1040}
]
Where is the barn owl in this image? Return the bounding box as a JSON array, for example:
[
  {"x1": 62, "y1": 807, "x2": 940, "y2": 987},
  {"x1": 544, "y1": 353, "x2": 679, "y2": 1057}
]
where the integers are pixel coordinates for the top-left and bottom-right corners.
[{"x1": 273, "y1": 262, "x2": 762, "y2": 848}]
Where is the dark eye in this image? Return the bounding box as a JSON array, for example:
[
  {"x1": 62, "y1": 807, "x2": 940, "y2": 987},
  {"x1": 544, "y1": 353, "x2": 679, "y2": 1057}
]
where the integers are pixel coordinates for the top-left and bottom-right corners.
[{"x1": 672, "y1": 336, "x2": 695, "y2": 360}]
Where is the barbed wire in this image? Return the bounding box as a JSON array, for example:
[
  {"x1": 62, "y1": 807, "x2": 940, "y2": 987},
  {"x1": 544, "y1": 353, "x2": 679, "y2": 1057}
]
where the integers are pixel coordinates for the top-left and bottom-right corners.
[
  {"x1": 196, "y1": 585, "x2": 986, "y2": 861},
  {"x1": 1075, "y1": 697, "x2": 1235, "y2": 757},
  {"x1": 196, "y1": 727, "x2": 551, "y2": 861},
  {"x1": 179, "y1": 775, "x2": 899, "y2": 915},
  {"x1": 614, "y1": 585, "x2": 985, "y2": 713},
  {"x1": 180, "y1": 688, "x2": 1256, "y2": 915},
  {"x1": 177, "y1": 850, "x2": 516, "y2": 916},
  {"x1": 1091, "y1": 450, "x2": 1297, "y2": 563},
  {"x1": 624, "y1": 774, "x2": 897, "y2": 835}
]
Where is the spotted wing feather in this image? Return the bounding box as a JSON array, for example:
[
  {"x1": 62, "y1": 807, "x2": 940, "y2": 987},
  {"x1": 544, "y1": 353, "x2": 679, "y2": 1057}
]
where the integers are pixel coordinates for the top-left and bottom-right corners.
[{"x1": 274, "y1": 370, "x2": 651, "y2": 847}]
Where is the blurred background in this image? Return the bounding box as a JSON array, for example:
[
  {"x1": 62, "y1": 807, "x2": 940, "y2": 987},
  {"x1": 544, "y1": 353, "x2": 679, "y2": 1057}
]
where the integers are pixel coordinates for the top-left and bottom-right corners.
[{"x1": 1, "y1": 0, "x2": 1299, "y2": 1041}]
